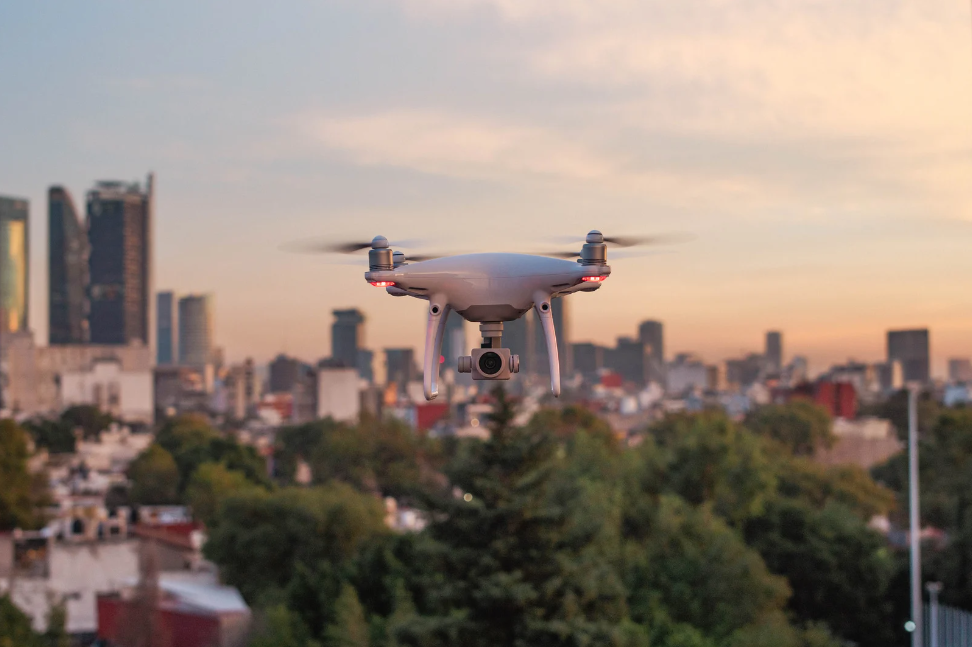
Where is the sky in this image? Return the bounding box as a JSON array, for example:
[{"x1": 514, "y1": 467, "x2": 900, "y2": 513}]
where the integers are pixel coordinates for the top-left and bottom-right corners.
[{"x1": 1, "y1": 0, "x2": 971, "y2": 376}]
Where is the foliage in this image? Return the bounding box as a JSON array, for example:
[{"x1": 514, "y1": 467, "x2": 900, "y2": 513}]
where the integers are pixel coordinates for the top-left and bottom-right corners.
[
  {"x1": 403, "y1": 387, "x2": 628, "y2": 646},
  {"x1": 186, "y1": 461, "x2": 264, "y2": 527},
  {"x1": 743, "y1": 499, "x2": 897, "y2": 647},
  {"x1": 248, "y1": 604, "x2": 321, "y2": 647},
  {"x1": 23, "y1": 418, "x2": 75, "y2": 454},
  {"x1": 860, "y1": 388, "x2": 940, "y2": 442},
  {"x1": 0, "y1": 595, "x2": 43, "y2": 647},
  {"x1": 0, "y1": 419, "x2": 50, "y2": 531},
  {"x1": 127, "y1": 444, "x2": 179, "y2": 505},
  {"x1": 204, "y1": 484, "x2": 387, "y2": 602},
  {"x1": 43, "y1": 599, "x2": 70, "y2": 647},
  {"x1": 746, "y1": 401, "x2": 834, "y2": 456},
  {"x1": 155, "y1": 415, "x2": 270, "y2": 495},
  {"x1": 60, "y1": 404, "x2": 113, "y2": 439},
  {"x1": 325, "y1": 584, "x2": 370, "y2": 647},
  {"x1": 276, "y1": 415, "x2": 438, "y2": 498}
]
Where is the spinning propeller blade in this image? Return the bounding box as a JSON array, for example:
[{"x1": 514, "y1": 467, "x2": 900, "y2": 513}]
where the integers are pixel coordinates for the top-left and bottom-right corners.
[{"x1": 280, "y1": 237, "x2": 426, "y2": 255}]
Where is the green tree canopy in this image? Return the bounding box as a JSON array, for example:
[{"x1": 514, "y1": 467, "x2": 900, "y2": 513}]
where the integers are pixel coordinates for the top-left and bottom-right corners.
[
  {"x1": 745, "y1": 401, "x2": 834, "y2": 456},
  {"x1": 127, "y1": 444, "x2": 179, "y2": 505},
  {"x1": 0, "y1": 595, "x2": 43, "y2": 647},
  {"x1": 203, "y1": 484, "x2": 387, "y2": 602},
  {"x1": 59, "y1": 404, "x2": 113, "y2": 439},
  {"x1": 185, "y1": 461, "x2": 265, "y2": 527},
  {"x1": 0, "y1": 420, "x2": 49, "y2": 531}
]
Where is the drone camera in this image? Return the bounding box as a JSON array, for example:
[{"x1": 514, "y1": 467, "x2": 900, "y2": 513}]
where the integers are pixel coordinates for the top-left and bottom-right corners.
[{"x1": 459, "y1": 348, "x2": 519, "y2": 381}]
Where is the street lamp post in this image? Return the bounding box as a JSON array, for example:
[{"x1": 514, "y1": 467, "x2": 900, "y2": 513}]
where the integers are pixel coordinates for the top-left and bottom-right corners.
[
  {"x1": 909, "y1": 385, "x2": 923, "y2": 647},
  {"x1": 927, "y1": 582, "x2": 942, "y2": 647}
]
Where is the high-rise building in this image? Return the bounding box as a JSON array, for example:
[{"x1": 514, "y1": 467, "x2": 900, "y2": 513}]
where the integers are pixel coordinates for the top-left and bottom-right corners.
[
  {"x1": 385, "y1": 348, "x2": 417, "y2": 388},
  {"x1": 949, "y1": 358, "x2": 972, "y2": 383},
  {"x1": 0, "y1": 196, "x2": 29, "y2": 334},
  {"x1": 269, "y1": 354, "x2": 301, "y2": 393},
  {"x1": 765, "y1": 331, "x2": 783, "y2": 373},
  {"x1": 49, "y1": 187, "x2": 89, "y2": 344},
  {"x1": 331, "y1": 309, "x2": 365, "y2": 370},
  {"x1": 357, "y1": 349, "x2": 374, "y2": 384},
  {"x1": 887, "y1": 329, "x2": 930, "y2": 384},
  {"x1": 638, "y1": 320, "x2": 664, "y2": 384},
  {"x1": 572, "y1": 342, "x2": 604, "y2": 378},
  {"x1": 178, "y1": 294, "x2": 214, "y2": 368},
  {"x1": 86, "y1": 176, "x2": 153, "y2": 346},
  {"x1": 156, "y1": 291, "x2": 175, "y2": 365},
  {"x1": 533, "y1": 297, "x2": 571, "y2": 376},
  {"x1": 504, "y1": 316, "x2": 533, "y2": 374},
  {"x1": 441, "y1": 314, "x2": 466, "y2": 370},
  {"x1": 606, "y1": 337, "x2": 647, "y2": 385}
]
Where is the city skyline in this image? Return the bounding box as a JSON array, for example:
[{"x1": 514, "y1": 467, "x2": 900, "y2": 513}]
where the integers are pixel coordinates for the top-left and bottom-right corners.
[{"x1": 2, "y1": 2, "x2": 971, "y2": 376}]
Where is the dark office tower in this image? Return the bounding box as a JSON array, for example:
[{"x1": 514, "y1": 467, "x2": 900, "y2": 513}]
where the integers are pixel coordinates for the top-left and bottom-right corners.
[
  {"x1": 332, "y1": 309, "x2": 365, "y2": 370},
  {"x1": 385, "y1": 348, "x2": 417, "y2": 388},
  {"x1": 156, "y1": 291, "x2": 175, "y2": 365},
  {"x1": 269, "y1": 354, "x2": 301, "y2": 393},
  {"x1": 48, "y1": 187, "x2": 88, "y2": 344},
  {"x1": 440, "y1": 314, "x2": 466, "y2": 369},
  {"x1": 503, "y1": 316, "x2": 534, "y2": 374},
  {"x1": 533, "y1": 297, "x2": 571, "y2": 376},
  {"x1": 572, "y1": 342, "x2": 604, "y2": 378},
  {"x1": 86, "y1": 176, "x2": 153, "y2": 346},
  {"x1": 178, "y1": 294, "x2": 214, "y2": 367},
  {"x1": 608, "y1": 336, "x2": 647, "y2": 385},
  {"x1": 638, "y1": 320, "x2": 664, "y2": 384},
  {"x1": 887, "y1": 329, "x2": 930, "y2": 384},
  {"x1": 765, "y1": 331, "x2": 783, "y2": 373},
  {"x1": 949, "y1": 358, "x2": 972, "y2": 383},
  {"x1": 357, "y1": 349, "x2": 374, "y2": 384},
  {"x1": 0, "y1": 196, "x2": 29, "y2": 335}
]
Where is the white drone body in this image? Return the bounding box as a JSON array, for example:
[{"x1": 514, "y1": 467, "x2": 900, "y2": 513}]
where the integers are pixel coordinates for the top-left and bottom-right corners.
[{"x1": 363, "y1": 231, "x2": 613, "y2": 401}]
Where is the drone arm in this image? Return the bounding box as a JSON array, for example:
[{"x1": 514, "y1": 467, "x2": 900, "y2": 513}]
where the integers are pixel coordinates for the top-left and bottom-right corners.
[
  {"x1": 533, "y1": 292, "x2": 561, "y2": 397},
  {"x1": 423, "y1": 296, "x2": 450, "y2": 401}
]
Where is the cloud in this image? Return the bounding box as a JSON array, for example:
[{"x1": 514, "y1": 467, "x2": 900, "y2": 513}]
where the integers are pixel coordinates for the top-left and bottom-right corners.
[{"x1": 295, "y1": 110, "x2": 619, "y2": 181}]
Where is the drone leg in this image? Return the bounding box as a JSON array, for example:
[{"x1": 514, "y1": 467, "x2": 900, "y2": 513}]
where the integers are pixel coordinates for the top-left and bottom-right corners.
[
  {"x1": 423, "y1": 296, "x2": 450, "y2": 401},
  {"x1": 533, "y1": 292, "x2": 561, "y2": 397}
]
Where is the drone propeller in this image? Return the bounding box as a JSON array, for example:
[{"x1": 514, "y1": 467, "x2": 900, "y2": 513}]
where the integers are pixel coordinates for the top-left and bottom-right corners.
[
  {"x1": 404, "y1": 254, "x2": 443, "y2": 262},
  {"x1": 548, "y1": 232, "x2": 694, "y2": 248},
  {"x1": 280, "y1": 237, "x2": 426, "y2": 255}
]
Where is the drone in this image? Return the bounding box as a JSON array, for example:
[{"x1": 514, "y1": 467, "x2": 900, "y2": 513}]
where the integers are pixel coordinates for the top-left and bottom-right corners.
[{"x1": 289, "y1": 230, "x2": 677, "y2": 401}]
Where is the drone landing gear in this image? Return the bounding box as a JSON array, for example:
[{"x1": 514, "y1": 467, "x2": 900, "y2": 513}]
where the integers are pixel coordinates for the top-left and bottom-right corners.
[
  {"x1": 534, "y1": 292, "x2": 561, "y2": 397},
  {"x1": 423, "y1": 295, "x2": 451, "y2": 401}
]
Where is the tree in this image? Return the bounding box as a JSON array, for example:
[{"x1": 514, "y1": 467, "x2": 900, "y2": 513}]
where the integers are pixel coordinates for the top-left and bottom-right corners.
[
  {"x1": 59, "y1": 404, "x2": 113, "y2": 439},
  {"x1": 43, "y1": 598, "x2": 70, "y2": 647},
  {"x1": 0, "y1": 595, "x2": 43, "y2": 647},
  {"x1": 204, "y1": 484, "x2": 387, "y2": 602},
  {"x1": 744, "y1": 499, "x2": 897, "y2": 647},
  {"x1": 23, "y1": 418, "x2": 75, "y2": 454},
  {"x1": 325, "y1": 584, "x2": 370, "y2": 647},
  {"x1": 0, "y1": 419, "x2": 49, "y2": 531},
  {"x1": 745, "y1": 401, "x2": 834, "y2": 456},
  {"x1": 128, "y1": 444, "x2": 179, "y2": 505},
  {"x1": 185, "y1": 462, "x2": 264, "y2": 527},
  {"x1": 407, "y1": 386, "x2": 628, "y2": 646},
  {"x1": 248, "y1": 604, "x2": 321, "y2": 647}
]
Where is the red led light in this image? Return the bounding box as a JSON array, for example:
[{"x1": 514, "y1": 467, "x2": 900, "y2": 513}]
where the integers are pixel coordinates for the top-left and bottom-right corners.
[
  {"x1": 370, "y1": 281, "x2": 396, "y2": 287},
  {"x1": 581, "y1": 276, "x2": 607, "y2": 282}
]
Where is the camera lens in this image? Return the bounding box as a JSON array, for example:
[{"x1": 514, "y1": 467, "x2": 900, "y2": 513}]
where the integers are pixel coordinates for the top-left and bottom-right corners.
[{"x1": 478, "y1": 351, "x2": 503, "y2": 376}]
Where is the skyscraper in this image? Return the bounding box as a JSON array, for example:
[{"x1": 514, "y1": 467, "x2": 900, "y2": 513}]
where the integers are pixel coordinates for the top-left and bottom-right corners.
[
  {"x1": 504, "y1": 316, "x2": 533, "y2": 374},
  {"x1": 156, "y1": 291, "x2": 175, "y2": 365},
  {"x1": 638, "y1": 320, "x2": 664, "y2": 384},
  {"x1": 887, "y1": 329, "x2": 930, "y2": 384},
  {"x1": 332, "y1": 309, "x2": 365, "y2": 370},
  {"x1": 49, "y1": 187, "x2": 89, "y2": 344},
  {"x1": 178, "y1": 294, "x2": 214, "y2": 368},
  {"x1": 86, "y1": 176, "x2": 153, "y2": 346},
  {"x1": 440, "y1": 314, "x2": 466, "y2": 370},
  {"x1": 0, "y1": 196, "x2": 29, "y2": 334},
  {"x1": 765, "y1": 331, "x2": 783, "y2": 373},
  {"x1": 385, "y1": 348, "x2": 417, "y2": 389}
]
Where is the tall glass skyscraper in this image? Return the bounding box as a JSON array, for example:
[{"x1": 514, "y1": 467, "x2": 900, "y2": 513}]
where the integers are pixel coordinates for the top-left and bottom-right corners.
[
  {"x1": 157, "y1": 291, "x2": 175, "y2": 365},
  {"x1": 0, "y1": 196, "x2": 29, "y2": 334},
  {"x1": 86, "y1": 175, "x2": 153, "y2": 346},
  {"x1": 178, "y1": 294, "x2": 214, "y2": 368},
  {"x1": 48, "y1": 187, "x2": 89, "y2": 344}
]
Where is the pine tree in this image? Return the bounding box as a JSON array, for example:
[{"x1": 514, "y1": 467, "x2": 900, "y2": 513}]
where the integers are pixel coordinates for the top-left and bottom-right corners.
[
  {"x1": 409, "y1": 386, "x2": 627, "y2": 647},
  {"x1": 326, "y1": 584, "x2": 370, "y2": 647}
]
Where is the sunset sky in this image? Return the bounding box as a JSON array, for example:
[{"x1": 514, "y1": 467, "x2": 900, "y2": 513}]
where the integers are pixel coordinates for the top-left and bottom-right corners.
[{"x1": 2, "y1": 0, "x2": 971, "y2": 376}]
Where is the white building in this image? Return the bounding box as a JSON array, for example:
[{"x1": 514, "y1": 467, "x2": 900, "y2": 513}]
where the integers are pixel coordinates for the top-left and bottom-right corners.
[
  {"x1": 667, "y1": 354, "x2": 708, "y2": 395},
  {"x1": 317, "y1": 366, "x2": 360, "y2": 422},
  {"x1": 60, "y1": 358, "x2": 153, "y2": 423}
]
